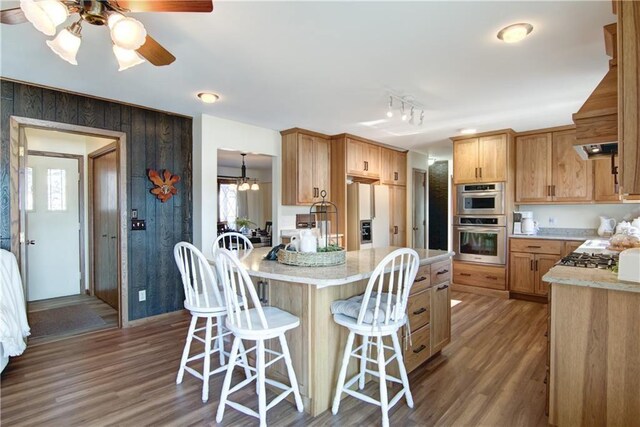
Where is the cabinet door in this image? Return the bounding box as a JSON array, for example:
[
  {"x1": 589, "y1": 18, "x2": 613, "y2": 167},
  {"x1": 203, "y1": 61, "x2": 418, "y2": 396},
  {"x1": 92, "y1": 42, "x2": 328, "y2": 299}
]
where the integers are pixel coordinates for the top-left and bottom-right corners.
[
  {"x1": 516, "y1": 133, "x2": 553, "y2": 202},
  {"x1": 534, "y1": 254, "x2": 559, "y2": 296},
  {"x1": 509, "y1": 252, "x2": 535, "y2": 294},
  {"x1": 594, "y1": 156, "x2": 621, "y2": 202},
  {"x1": 380, "y1": 148, "x2": 395, "y2": 184},
  {"x1": 478, "y1": 134, "x2": 507, "y2": 182},
  {"x1": 552, "y1": 131, "x2": 593, "y2": 202},
  {"x1": 313, "y1": 136, "x2": 331, "y2": 201},
  {"x1": 395, "y1": 151, "x2": 407, "y2": 186},
  {"x1": 297, "y1": 134, "x2": 316, "y2": 204},
  {"x1": 346, "y1": 139, "x2": 364, "y2": 176},
  {"x1": 453, "y1": 138, "x2": 479, "y2": 184},
  {"x1": 430, "y1": 283, "x2": 451, "y2": 353},
  {"x1": 364, "y1": 144, "x2": 380, "y2": 178},
  {"x1": 389, "y1": 186, "x2": 406, "y2": 246}
]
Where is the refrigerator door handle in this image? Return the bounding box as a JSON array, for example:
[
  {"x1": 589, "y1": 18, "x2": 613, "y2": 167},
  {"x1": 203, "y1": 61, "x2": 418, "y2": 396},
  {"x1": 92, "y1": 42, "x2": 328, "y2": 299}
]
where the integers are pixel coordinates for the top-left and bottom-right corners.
[{"x1": 371, "y1": 184, "x2": 376, "y2": 219}]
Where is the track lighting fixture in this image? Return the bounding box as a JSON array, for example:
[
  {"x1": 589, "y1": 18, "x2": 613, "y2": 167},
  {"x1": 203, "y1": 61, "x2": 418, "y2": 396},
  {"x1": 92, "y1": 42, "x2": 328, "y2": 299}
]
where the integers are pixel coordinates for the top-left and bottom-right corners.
[{"x1": 385, "y1": 94, "x2": 425, "y2": 126}]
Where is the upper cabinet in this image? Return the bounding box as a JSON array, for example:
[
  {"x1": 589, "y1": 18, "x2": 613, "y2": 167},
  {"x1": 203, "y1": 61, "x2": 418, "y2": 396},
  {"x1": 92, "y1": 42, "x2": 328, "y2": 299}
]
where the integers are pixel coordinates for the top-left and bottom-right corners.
[
  {"x1": 594, "y1": 155, "x2": 621, "y2": 202},
  {"x1": 452, "y1": 133, "x2": 509, "y2": 184},
  {"x1": 281, "y1": 129, "x2": 331, "y2": 206},
  {"x1": 346, "y1": 139, "x2": 380, "y2": 179},
  {"x1": 515, "y1": 129, "x2": 593, "y2": 203},
  {"x1": 618, "y1": 1, "x2": 640, "y2": 196},
  {"x1": 380, "y1": 148, "x2": 407, "y2": 186}
]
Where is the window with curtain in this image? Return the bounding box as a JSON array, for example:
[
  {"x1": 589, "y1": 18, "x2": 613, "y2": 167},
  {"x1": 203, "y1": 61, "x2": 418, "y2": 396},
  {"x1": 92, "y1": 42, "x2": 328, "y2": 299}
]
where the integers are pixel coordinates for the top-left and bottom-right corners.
[{"x1": 219, "y1": 183, "x2": 238, "y2": 225}]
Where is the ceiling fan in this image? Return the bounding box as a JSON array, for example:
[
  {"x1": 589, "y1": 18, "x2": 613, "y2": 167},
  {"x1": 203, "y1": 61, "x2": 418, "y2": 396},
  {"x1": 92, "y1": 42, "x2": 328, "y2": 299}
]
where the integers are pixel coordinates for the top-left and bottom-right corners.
[{"x1": 0, "y1": 0, "x2": 213, "y2": 70}]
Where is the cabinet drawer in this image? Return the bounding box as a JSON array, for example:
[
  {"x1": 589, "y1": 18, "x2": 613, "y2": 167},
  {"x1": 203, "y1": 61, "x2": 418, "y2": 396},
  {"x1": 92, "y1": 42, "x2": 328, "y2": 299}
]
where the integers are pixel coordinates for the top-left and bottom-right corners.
[
  {"x1": 403, "y1": 324, "x2": 431, "y2": 373},
  {"x1": 510, "y1": 238, "x2": 563, "y2": 255},
  {"x1": 453, "y1": 261, "x2": 506, "y2": 290},
  {"x1": 411, "y1": 265, "x2": 431, "y2": 295},
  {"x1": 407, "y1": 289, "x2": 430, "y2": 331},
  {"x1": 430, "y1": 259, "x2": 451, "y2": 285}
]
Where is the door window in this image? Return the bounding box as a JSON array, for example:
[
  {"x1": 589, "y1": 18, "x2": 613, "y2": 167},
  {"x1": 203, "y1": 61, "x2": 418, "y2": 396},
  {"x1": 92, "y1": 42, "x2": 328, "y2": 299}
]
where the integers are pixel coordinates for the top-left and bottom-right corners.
[
  {"x1": 47, "y1": 168, "x2": 67, "y2": 211},
  {"x1": 459, "y1": 231, "x2": 498, "y2": 256}
]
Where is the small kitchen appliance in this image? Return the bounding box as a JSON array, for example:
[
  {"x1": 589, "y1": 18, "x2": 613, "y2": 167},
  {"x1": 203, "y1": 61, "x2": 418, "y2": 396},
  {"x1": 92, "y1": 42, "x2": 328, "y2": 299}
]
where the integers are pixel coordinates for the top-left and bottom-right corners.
[
  {"x1": 618, "y1": 248, "x2": 640, "y2": 283},
  {"x1": 456, "y1": 183, "x2": 505, "y2": 215},
  {"x1": 520, "y1": 211, "x2": 538, "y2": 235},
  {"x1": 512, "y1": 212, "x2": 523, "y2": 234}
]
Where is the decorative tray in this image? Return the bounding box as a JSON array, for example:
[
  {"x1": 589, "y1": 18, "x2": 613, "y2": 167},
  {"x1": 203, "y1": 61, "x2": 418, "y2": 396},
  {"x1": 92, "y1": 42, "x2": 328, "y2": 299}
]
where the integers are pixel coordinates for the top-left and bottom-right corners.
[{"x1": 277, "y1": 249, "x2": 346, "y2": 267}]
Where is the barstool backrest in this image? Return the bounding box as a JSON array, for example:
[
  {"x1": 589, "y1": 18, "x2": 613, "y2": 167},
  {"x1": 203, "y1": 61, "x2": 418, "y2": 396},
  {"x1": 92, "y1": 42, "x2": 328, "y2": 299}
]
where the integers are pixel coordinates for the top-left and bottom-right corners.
[
  {"x1": 358, "y1": 248, "x2": 420, "y2": 326},
  {"x1": 215, "y1": 248, "x2": 268, "y2": 330},
  {"x1": 174, "y1": 242, "x2": 224, "y2": 309},
  {"x1": 212, "y1": 232, "x2": 254, "y2": 257}
]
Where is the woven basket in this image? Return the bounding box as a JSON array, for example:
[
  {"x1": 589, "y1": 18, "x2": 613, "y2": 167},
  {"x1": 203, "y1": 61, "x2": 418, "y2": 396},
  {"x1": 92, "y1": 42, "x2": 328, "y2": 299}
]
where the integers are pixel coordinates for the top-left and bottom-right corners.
[{"x1": 277, "y1": 249, "x2": 346, "y2": 267}]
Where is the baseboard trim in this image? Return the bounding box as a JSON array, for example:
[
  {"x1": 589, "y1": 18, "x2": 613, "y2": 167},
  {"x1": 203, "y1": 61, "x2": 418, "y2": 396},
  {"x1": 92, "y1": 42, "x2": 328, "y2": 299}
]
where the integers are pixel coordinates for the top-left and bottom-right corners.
[
  {"x1": 126, "y1": 309, "x2": 188, "y2": 328},
  {"x1": 509, "y1": 292, "x2": 547, "y2": 304},
  {"x1": 452, "y1": 283, "x2": 510, "y2": 299}
]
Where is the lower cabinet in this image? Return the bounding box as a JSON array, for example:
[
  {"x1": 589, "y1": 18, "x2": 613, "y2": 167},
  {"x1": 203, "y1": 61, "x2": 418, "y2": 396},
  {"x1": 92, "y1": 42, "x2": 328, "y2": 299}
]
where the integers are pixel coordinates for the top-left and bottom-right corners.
[{"x1": 452, "y1": 261, "x2": 507, "y2": 290}]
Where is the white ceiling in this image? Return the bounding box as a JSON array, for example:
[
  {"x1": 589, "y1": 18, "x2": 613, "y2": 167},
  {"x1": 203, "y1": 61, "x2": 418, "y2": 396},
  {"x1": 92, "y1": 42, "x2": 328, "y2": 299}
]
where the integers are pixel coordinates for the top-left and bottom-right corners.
[
  {"x1": 217, "y1": 149, "x2": 272, "y2": 170},
  {"x1": 0, "y1": 1, "x2": 615, "y2": 157}
]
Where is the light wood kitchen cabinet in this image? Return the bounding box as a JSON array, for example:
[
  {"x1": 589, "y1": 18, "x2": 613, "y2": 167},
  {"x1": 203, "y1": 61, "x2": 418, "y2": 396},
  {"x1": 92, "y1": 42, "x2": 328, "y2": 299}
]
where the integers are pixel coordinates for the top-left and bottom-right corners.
[
  {"x1": 281, "y1": 129, "x2": 331, "y2": 206},
  {"x1": 534, "y1": 254, "x2": 558, "y2": 296},
  {"x1": 380, "y1": 148, "x2": 407, "y2": 186},
  {"x1": 452, "y1": 261, "x2": 506, "y2": 290},
  {"x1": 452, "y1": 133, "x2": 508, "y2": 184},
  {"x1": 389, "y1": 185, "x2": 406, "y2": 246},
  {"x1": 515, "y1": 129, "x2": 593, "y2": 203},
  {"x1": 430, "y1": 282, "x2": 451, "y2": 353},
  {"x1": 346, "y1": 139, "x2": 380, "y2": 179},
  {"x1": 509, "y1": 252, "x2": 536, "y2": 294},
  {"x1": 618, "y1": 0, "x2": 640, "y2": 197},
  {"x1": 594, "y1": 156, "x2": 621, "y2": 202}
]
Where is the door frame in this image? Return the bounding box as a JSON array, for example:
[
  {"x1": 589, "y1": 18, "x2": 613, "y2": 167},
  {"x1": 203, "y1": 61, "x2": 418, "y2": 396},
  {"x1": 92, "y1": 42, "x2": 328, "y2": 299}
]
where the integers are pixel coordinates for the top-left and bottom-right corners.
[
  {"x1": 412, "y1": 168, "x2": 428, "y2": 249},
  {"x1": 9, "y1": 116, "x2": 128, "y2": 327},
  {"x1": 27, "y1": 150, "x2": 85, "y2": 298}
]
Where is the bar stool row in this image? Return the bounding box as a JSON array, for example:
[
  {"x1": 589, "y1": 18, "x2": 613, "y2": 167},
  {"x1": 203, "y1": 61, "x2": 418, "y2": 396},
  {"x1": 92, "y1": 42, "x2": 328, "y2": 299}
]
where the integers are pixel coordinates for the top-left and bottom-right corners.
[{"x1": 174, "y1": 232, "x2": 420, "y2": 427}]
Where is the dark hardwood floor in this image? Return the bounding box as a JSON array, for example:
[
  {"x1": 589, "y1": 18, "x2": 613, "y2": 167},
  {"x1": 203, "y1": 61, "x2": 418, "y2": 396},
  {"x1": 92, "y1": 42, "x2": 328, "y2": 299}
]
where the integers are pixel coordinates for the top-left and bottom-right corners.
[{"x1": 1, "y1": 291, "x2": 548, "y2": 426}]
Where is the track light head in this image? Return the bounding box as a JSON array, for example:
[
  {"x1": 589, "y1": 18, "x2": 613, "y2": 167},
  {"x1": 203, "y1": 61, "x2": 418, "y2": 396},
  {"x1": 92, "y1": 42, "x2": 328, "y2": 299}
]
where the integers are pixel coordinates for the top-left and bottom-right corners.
[{"x1": 419, "y1": 110, "x2": 425, "y2": 126}]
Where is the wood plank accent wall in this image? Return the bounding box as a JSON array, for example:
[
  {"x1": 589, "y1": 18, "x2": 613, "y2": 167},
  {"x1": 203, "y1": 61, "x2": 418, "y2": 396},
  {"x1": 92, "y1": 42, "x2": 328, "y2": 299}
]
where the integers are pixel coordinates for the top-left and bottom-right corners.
[{"x1": 0, "y1": 79, "x2": 192, "y2": 321}]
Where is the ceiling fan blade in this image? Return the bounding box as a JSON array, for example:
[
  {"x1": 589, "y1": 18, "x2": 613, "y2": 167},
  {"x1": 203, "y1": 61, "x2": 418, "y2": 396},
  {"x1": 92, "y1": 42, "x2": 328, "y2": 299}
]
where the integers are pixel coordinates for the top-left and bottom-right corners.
[
  {"x1": 112, "y1": 1, "x2": 213, "y2": 13},
  {"x1": 136, "y1": 35, "x2": 176, "y2": 66},
  {"x1": 0, "y1": 7, "x2": 28, "y2": 25}
]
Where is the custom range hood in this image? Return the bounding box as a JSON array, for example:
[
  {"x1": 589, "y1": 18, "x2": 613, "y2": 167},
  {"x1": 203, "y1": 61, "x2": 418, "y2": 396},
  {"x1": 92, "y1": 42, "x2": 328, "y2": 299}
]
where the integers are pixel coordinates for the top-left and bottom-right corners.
[{"x1": 573, "y1": 23, "x2": 618, "y2": 160}]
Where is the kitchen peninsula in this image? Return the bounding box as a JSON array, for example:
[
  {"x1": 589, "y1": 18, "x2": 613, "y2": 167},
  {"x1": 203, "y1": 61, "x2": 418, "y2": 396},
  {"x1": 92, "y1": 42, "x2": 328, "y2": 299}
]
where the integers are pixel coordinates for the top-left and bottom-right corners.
[{"x1": 211, "y1": 247, "x2": 453, "y2": 416}]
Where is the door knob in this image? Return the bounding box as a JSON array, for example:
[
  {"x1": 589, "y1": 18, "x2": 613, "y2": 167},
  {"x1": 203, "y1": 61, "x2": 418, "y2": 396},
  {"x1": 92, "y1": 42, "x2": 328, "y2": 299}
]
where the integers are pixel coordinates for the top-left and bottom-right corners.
[
  {"x1": 412, "y1": 227, "x2": 419, "y2": 231},
  {"x1": 26, "y1": 240, "x2": 36, "y2": 245}
]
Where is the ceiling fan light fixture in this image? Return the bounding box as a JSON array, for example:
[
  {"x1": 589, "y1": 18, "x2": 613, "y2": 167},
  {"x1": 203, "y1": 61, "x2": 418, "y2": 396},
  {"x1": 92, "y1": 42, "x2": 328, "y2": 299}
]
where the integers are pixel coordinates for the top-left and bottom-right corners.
[
  {"x1": 110, "y1": 17, "x2": 147, "y2": 50},
  {"x1": 20, "y1": 0, "x2": 61, "y2": 36},
  {"x1": 39, "y1": 0, "x2": 68, "y2": 25},
  {"x1": 107, "y1": 12, "x2": 125, "y2": 30},
  {"x1": 46, "y1": 21, "x2": 82, "y2": 65},
  {"x1": 113, "y1": 44, "x2": 145, "y2": 71}
]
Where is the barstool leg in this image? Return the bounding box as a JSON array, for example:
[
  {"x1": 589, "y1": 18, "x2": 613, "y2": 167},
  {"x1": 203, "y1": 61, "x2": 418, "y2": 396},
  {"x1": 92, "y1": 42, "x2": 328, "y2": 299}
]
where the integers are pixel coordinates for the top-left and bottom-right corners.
[
  {"x1": 331, "y1": 331, "x2": 355, "y2": 415},
  {"x1": 391, "y1": 332, "x2": 414, "y2": 408},
  {"x1": 238, "y1": 339, "x2": 252, "y2": 380},
  {"x1": 257, "y1": 339, "x2": 267, "y2": 427},
  {"x1": 279, "y1": 334, "x2": 304, "y2": 412},
  {"x1": 377, "y1": 336, "x2": 389, "y2": 427},
  {"x1": 359, "y1": 335, "x2": 368, "y2": 390},
  {"x1": 176, "y1": 315, "x2": 198, "y2": 384},
  {"x1": 216, "y1": 336, "x2": 241, "y2": 423},
  {"x1": 202, "y1": 316, "x2": 213, "y2": 402},
  {"x1": 216, "y1": 315, "x2": 226, "y2": 366}
]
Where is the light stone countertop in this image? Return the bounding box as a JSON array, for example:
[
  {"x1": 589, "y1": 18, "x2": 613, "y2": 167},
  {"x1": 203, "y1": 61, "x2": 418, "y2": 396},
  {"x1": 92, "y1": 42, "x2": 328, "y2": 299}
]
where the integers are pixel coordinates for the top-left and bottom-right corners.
[
  {"x1": 210, "y1": 247, "x2": 453, "y2": 288},
  {"x1": 508, "y1": 234, "x2": 601, "y2": 241},
  {"x1": 543, "y1": 265, "x2": 640, "y2": 293}
]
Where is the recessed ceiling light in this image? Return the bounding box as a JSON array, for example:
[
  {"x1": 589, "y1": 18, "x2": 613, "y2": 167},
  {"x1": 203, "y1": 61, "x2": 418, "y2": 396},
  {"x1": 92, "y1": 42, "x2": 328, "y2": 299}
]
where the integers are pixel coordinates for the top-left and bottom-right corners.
[
  {"x1": 497, "y1": 23, "x2": 533, "y2": 43},
  {"x1": 197, "y1": 92, "x2": 220, "y2": 104},
  {"x1": 460, "y1": 128, "x2": 477, "y2": 135}
]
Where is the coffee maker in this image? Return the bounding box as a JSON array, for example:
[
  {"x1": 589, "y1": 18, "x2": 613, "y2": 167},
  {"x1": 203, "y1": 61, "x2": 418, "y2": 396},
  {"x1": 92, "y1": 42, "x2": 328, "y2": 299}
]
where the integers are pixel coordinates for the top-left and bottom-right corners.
[
  {"x1": 512, "y1": 212, "x2": 523, "y2": 234},
  {"x1": 513, "y1": 211, "x2": 536, "y2": 235}
]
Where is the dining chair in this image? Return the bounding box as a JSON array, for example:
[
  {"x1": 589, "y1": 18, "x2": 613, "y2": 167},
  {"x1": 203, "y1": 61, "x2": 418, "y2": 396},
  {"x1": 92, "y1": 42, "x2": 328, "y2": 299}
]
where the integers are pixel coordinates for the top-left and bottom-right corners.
[
  {"x1": 330, "y1": 248, "x2": 420, "y2": 427},
  {"x1": 212, "y1": 232, "x2": 254, "y2": 257},
  {"x1": 214, "y1": 248, "x2": 304, "y2": 427},
  {"x1": 173, "y1": 242, "x2": 250, "y2": 402}
]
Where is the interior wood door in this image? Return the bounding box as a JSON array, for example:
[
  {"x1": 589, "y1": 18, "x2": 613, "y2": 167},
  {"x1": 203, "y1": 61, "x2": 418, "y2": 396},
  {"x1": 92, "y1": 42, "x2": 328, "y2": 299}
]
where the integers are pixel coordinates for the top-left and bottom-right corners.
[
  {"x1": 412, "y1": 170, "x2": 426, "y2": 249},
  {"x1": 534, "y1": 254, "x2": 558, "y2": 296},
  {"x1": 594, "y1": 156, "x2": 620, "y2": 202},
  {"x1": 296, "y1": 134, "x2": 315, "y2": 204},
  {"x1": 509, "y1": 252, "x2": 535, "y2": 294},
  {"x1": 552, "y1": 131, "x2": 593, "y2": 202},
  {"x1": 430, "y1": 283, "x2": 451, "y2": 353},
  {"x1": 516, "y1": 133, "x2": 553, "y2": 202},
  {"x1": 453, "y1": 138, "x2": 479, "y2": 184},
  {"x1": 478, "y1": 134, "x2": 507, "y2": 182},
  {"x1": 93, "y1": 150, "x2": 119, "y2": 310},
  {"x1": 312, "y1": 136, "x2": 331, "y2": 200}
]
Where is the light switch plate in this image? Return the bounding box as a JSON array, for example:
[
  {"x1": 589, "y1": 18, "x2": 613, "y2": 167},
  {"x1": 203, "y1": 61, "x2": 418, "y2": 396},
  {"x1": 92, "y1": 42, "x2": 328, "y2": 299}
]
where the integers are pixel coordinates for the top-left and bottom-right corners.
[{"x1": 138, "y1": 290, "x2": 146, "y2": 302}]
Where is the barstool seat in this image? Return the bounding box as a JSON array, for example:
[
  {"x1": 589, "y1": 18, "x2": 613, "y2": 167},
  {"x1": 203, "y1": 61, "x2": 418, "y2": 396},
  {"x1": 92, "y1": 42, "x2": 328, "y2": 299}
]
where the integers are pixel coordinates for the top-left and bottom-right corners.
[{"x1": 229, "y1": 307, "x2": 300, "y2": 338}]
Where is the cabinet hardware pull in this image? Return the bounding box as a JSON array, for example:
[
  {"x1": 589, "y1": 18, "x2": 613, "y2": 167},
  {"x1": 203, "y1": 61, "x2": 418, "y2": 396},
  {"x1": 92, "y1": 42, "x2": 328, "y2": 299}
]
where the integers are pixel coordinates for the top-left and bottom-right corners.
[
  {"x1": 394, "y1": 172, "x2": 398, "y2": 181},
  {"x1": 413, "y1": 344, "x2": 427, "y2": 354},
  {"x1": 544, "y1": 377, "x2": 547, "y2": 385},
  {"x1": 413, "y1": 307, "x2": 427, "y2": 315},
  {"x1": 535, "y1": 260, "x2": 538, "y2": 271},
  {"x1": 102, "y1": 234, "x2": 108, "y2": 237},
  {"x1": 547, "y1": 186, "x2": 550, "y2": 197},
  {"x1": 544, "y1": 331, "x2": 548, "y2": 337},
  {"x1": 414, "y1": 276, "x2": 427, "y2": 282},
  {"x1": 437, "y1": 284, "x2": 449, "y2": 290},
  {"x1": 479, "y1": 167, "x2": 482, "y2": 178},
  {"x1": 436, "y1": 269, "x2": 449, "y2": 275},
  {"x1": 552, "y1": 185, "x2": 556, "y2": 197},
  {"x1": 530, "y1": 260, "x2": 534, "y2": 271},
  {"x1": 394, "y1": 226, "x2": 398, "y2": 234},
  {"x1": 527, "y1": 245, "x2": 541, "y2": 248},
  {"x1": 460, "y1": 273, "x2": 471, "y2": 277},
  {"x1": 486, "y1": 275, "x2": 498, "y2": 280},
  {"x1": 475, "y1": 168, "x2": 478, "y2": 178}
]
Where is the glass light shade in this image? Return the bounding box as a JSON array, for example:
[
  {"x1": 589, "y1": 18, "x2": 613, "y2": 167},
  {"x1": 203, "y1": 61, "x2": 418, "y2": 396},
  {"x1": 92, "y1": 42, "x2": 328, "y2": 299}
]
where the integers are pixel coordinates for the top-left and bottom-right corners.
[
  {"x1": 20, "y1": 0, "x2": 61, "y2": 36},
  {"x1": 39, "y1": 1, "x2": 68, "y2": 25},
  {"x1": 401, "y1": 113, "x2": 408, "y2": 121},
  {"x1": 251, "y1": 182, "x2": 260, "y2": 191},
  {"x1": 228, "y1": 183, "x2": 238, "y2": 190},
  {"x1": 497, "y1": 23, "x2": 533, "y2": 44},
  {"x1": 112, "y1": 45, "x2": 145, "y2": 71},
  {"x1": 107, "y1": 13, "x2": 124, "y2": 30},
  {"x1": 239, "y1": 182, "x2": 250, "y2": 191},
  {"x1": 110, "y1": 17, "x2": 147, "y2": 50},
  {"x1": 46, "y1": 27, "x2": 81, "y2": 65},
  {"x1": 386, "y1": 110, "x2": 393, "y2": 118}
]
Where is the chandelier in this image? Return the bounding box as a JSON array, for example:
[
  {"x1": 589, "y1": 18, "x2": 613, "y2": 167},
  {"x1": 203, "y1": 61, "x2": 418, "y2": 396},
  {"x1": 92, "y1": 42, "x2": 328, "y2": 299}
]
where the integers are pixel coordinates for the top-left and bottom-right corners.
[
  {"x1": 385, "y1": 94, "x2": 425, "y2": 126},
  {"x1": 228, "y1": 154, "x2": 259, "y2": 192}
]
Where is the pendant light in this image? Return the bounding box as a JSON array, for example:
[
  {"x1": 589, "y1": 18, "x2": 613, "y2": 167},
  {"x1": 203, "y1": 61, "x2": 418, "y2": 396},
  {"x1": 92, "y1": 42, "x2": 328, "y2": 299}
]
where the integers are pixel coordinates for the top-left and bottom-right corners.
[
  {"x1": 21, "y1": 0, "x2": 68, "y2": 36},
  {"x1": 251, "y1": 179, "x2": 260, "y2": 191},
  {"x1": 46, "y1": 20, "x2": 82, "y2": 65}
]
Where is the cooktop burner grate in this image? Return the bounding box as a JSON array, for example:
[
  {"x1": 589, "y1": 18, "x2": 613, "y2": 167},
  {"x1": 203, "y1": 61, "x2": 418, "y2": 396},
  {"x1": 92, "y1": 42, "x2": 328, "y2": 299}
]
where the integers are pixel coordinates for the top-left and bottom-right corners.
[{"x1": 557, "y1": 252, "x2": 619, "y2": 269}]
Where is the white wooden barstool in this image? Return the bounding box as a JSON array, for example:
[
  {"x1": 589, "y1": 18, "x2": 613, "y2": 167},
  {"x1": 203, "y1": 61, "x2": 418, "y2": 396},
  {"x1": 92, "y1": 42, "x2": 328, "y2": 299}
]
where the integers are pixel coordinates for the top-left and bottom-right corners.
[
  {"x1": 331, "y1": 248, "x2": 420, "y2": 427},
  {"x1": 173, "y1": 242, "x2": 249, "y2": 403},
  {"x1": 214, "y1": 248, "x2": 304, "y2": 427},
  {"x1": 212, "y1": 232, "x2": 254, "y2": 257}
]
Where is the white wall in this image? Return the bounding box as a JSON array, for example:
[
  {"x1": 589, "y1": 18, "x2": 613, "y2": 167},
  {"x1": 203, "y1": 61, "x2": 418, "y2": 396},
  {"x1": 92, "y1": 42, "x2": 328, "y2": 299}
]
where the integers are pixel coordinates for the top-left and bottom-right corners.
[
  {"x1": 517, "y1": 203, "x2": 640, "y2": 229},
  {"x1": 24, "y1": 128, "x2": 115, "y2": 290},
  {"x1": 193, "y1": 114, "x2": 307, "y2": 252}
]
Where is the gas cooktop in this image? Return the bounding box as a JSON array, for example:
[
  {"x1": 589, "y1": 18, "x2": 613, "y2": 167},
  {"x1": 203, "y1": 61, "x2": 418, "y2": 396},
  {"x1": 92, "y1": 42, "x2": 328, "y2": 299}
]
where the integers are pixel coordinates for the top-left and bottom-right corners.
[{"x1": 557, "y1": 252, "x2": 619, "y2": 269}]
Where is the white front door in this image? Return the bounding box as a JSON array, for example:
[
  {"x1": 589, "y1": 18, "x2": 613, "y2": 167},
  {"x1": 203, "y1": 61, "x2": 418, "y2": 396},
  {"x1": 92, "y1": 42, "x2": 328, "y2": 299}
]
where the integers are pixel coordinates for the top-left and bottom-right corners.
[{"x1": 26, "y1": 154, "x2": 81, "y2": 301}]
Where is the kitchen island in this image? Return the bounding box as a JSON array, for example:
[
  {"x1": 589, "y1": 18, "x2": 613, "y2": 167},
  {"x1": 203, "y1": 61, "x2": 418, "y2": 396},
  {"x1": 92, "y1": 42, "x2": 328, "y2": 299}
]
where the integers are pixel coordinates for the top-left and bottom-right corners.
[
  {"x1": 211, "y1": 247, "x2": 453, "y2": 416},
  {"x1": 543, "y1": 266, "x2": 640, "y2": 426}
]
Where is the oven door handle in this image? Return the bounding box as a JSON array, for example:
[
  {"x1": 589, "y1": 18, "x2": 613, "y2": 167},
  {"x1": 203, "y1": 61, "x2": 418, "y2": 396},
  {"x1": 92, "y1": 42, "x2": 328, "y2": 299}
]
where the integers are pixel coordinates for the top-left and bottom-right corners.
[
  {"x1": 454, "y1": 226, "x2": 503, "y2": 233},
  {"x1": 461, "y1": 191, "x2": 501, "y2": 198}
]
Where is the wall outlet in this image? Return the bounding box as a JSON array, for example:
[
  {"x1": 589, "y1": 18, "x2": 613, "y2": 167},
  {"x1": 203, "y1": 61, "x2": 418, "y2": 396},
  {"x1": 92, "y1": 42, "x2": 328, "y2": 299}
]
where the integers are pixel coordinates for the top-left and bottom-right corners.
[
  {"x1": 549, "y1": 216, "x2": 556, "y2": 225},
  {"x1": 138, "y1": 290, "x2": 146, "y2": 302}
]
